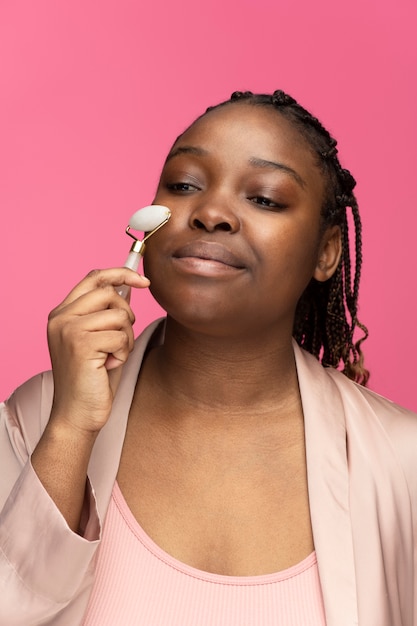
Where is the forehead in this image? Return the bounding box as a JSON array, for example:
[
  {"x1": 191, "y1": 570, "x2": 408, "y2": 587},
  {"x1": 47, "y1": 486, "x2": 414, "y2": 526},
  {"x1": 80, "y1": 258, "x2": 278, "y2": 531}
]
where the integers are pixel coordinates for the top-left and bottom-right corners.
[{"x1": 172, "y1": 103, "x2": 321, "y2": 184}]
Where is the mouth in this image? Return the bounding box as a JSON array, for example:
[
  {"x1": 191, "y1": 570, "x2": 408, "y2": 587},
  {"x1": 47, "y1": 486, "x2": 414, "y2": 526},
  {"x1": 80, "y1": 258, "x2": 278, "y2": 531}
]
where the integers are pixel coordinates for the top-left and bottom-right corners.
[{"x1": 172, "y1": 241, "x2": 246, "y2": 273}]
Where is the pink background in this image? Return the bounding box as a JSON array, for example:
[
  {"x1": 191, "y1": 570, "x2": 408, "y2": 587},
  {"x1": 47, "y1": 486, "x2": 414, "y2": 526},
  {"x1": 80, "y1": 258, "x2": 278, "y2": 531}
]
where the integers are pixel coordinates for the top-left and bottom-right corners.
[{"x1": 1, "y1": 0, "x2": 416, "y2": 410}]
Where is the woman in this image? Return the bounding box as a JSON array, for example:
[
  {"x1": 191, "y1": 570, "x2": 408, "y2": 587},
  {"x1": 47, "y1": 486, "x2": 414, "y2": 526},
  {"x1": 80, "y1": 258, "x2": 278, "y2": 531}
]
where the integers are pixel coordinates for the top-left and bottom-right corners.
[{"x1": 1, "y1": 91, "x2": 416, "y2": 625}]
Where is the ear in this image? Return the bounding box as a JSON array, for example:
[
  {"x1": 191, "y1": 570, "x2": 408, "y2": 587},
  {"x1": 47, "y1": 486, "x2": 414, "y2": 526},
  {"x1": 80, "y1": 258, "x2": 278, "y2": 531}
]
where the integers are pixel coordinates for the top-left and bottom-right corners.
[{"x1": 313, "y1": 225, "x2": 342, "y2": 282}]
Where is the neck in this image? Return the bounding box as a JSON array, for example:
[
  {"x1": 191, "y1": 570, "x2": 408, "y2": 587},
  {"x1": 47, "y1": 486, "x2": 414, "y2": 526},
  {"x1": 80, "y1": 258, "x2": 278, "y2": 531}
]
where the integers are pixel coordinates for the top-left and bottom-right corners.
[{"x1": 143, "y1": 317, "x2": 301, "y2": 419}]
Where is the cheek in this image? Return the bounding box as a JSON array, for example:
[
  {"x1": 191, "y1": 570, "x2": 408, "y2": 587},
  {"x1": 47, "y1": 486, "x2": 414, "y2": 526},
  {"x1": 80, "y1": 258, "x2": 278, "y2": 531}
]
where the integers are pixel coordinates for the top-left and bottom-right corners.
[
  {"x1": 260, "y1": 217, "x2": 321, "y2": 274},
  {"x1": 142, "y1": 245, "x2": 163, "y2": 284},
  {"x1": 142, "y1": 251, "x2": 173, "y2": 316},
  {"x1": 255, "y1": 228, "x2": 321, "y2": 317}
]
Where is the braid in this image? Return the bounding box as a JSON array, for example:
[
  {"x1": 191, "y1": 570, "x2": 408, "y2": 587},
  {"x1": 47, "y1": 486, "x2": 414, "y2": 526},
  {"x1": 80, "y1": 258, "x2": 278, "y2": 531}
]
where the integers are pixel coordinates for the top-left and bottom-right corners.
[{"x1": 205, "y1": 90, "x2": 369, "y2": 385}]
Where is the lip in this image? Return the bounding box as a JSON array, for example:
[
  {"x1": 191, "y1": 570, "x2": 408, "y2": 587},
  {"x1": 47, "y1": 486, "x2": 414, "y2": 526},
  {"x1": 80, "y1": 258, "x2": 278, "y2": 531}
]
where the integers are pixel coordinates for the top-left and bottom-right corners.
[{"x1": 173, "y1": 241, "x2": 245, "y2": 270}]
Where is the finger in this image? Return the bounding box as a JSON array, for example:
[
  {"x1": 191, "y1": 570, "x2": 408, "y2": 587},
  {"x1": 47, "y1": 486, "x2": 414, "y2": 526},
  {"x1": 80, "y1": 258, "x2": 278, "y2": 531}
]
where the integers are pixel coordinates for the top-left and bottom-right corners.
[
  {"x1": 81, "y1": 330, "x2": 134, "y2": 366},
  {"x1": 73, "y1": 308, "x2": 134, "y2": 334},
  {"x1": 49, "y1": 283, "x2": 136, "y2": 323},
  {"x1": 53, "y1": 268, "x2": 150, "y2": 313},
  {"x1": 50, "y1": 310, "x2": 135, "y2": 356},
  {"x1": 105, "y1": 354, "x2": 127, "y2": 371},
  {"x1": 81, "y1": 309, "x2": 135, "y2": 353}
]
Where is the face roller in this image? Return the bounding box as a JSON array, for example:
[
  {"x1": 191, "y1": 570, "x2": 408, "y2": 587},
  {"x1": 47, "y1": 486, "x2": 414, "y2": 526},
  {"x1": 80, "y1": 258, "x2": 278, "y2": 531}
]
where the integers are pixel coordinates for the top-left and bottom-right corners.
[{"x1": 117, "y1": 204, "x2": 171, "y2": 299}]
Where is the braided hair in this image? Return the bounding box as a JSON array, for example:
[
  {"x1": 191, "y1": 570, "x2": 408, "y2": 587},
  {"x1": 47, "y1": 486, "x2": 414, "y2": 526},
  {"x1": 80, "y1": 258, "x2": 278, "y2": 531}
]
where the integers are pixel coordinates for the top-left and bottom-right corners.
[{"x1": 204, "y1": 90, "x2": 369, "y2": 385}]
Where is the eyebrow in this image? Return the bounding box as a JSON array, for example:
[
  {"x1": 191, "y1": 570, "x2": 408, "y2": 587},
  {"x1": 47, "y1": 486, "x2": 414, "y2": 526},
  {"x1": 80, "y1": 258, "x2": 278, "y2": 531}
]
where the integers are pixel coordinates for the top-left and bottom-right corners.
[
  {"x1": 248, "y1": 157, "x2": 306, "y2": 189},
  {"x1": 165, "y1": 146, "x2": 306, "y2": 189},
  {"x1": 165, "y1": 146, "x2": 209, "y2": 161}
]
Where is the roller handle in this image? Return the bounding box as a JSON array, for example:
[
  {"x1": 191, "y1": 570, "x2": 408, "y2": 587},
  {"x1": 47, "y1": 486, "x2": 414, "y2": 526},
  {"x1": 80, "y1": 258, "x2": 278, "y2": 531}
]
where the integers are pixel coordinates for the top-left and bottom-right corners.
[{"x1": 117, "y1": 250, "x2": 142, "y2": 299}]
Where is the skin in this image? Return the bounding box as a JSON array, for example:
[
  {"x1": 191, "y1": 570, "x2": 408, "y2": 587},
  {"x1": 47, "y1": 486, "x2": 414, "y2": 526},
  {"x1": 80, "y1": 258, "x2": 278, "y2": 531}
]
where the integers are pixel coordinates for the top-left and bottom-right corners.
[
  {"x1": 32, "y1": 103, "x2": 342, "y2": 575},
  {"x1": 31, "y1": 269, "x2": 150, "y2": 532},
  {"x1": 146, "y1": 104, "x2": 340, "y2": 338}
]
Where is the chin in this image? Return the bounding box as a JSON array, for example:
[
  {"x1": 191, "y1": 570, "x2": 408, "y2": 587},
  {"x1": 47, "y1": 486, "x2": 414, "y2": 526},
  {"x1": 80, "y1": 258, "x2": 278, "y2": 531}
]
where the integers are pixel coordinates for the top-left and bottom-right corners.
[{"x1": 149, "y1": 283, "x2": 246, "y2": 337}]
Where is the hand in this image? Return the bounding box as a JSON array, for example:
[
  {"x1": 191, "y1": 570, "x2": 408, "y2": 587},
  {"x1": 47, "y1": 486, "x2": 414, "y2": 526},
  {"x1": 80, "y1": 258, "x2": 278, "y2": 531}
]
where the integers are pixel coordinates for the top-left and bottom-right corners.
[{"x1": 47, "y1": 268, "x2": 150, "y2": 436}]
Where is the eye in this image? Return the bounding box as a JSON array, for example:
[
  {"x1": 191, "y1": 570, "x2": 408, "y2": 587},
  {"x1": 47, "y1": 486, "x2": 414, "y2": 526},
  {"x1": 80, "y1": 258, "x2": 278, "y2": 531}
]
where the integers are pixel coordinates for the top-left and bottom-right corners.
[
  {"x1": 166, "y1": 182, "x2": 200, "y2": 193},
  {"x1": 249, "y1": 196, "x2": 285, "y2": 210}
]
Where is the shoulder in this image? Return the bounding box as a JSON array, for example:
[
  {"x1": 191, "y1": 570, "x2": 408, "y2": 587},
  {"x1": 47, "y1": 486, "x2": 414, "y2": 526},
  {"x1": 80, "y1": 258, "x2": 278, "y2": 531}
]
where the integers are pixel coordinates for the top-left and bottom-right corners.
[
  {"x1": 325, "y1": 365, "x2": 417, "y2": 430},
  {"x1": 295, "y1": 342, "x2": 416, "y2": 471},
  {"x1": 296, "y1": 342, "x2": 416, "y2": 426},
  {"x1": 325, "y1": 365, "x2": 417, "y2": 491}
]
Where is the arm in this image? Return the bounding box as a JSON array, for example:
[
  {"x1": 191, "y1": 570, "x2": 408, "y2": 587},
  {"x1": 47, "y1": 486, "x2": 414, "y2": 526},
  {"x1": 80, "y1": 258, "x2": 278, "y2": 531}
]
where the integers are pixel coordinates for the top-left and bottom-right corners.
[
  {"x1": 0, "y1": 268, "x2": 149, "y2": 624},
  {"x1": 32, "y1": 267, "x2": 149, "y2": 532}
]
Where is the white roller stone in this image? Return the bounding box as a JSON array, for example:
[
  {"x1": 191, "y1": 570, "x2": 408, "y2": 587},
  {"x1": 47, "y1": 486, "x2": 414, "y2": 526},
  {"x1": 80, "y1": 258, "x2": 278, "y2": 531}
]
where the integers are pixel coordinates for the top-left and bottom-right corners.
[{"x1": 129, "y1": 205, "x2": 171, "y2": 232}]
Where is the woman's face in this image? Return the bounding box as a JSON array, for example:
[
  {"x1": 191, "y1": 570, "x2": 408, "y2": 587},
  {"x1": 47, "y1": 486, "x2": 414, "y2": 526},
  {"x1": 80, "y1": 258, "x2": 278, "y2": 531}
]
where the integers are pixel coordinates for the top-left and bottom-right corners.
[{"x1": 146, "y1": 103, "x2": 335, "y2": 338}]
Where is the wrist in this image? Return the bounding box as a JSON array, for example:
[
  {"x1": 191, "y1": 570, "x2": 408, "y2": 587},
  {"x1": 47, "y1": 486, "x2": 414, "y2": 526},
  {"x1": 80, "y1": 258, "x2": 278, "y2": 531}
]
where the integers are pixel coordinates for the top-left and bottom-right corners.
[{"x1": 46, "y1": 411, "x2": 102, "y2": 447}]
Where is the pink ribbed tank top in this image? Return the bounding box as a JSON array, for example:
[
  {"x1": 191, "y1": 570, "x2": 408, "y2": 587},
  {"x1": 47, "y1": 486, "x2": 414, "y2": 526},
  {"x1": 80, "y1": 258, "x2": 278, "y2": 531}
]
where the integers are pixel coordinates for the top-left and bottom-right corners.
[{"x1": 83, "y1": 482, "x2": 326, "y2": 625}]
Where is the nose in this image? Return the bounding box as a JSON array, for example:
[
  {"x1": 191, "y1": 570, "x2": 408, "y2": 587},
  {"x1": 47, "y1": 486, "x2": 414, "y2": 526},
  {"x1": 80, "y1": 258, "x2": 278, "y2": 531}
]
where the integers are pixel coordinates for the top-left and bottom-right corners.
[{"x1": 189, "y1": 196, "x2": 240, "y2": 233}]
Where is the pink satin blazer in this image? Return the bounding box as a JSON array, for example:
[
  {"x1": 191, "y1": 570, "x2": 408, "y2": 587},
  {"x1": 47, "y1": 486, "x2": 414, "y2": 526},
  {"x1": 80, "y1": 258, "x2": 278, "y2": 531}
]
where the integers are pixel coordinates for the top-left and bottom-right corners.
[{"x1": 1, "y1": 320, "x2": 416, "y2": 625}]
